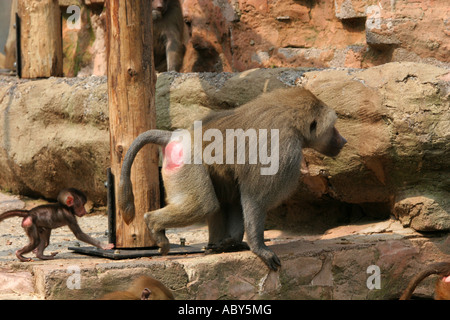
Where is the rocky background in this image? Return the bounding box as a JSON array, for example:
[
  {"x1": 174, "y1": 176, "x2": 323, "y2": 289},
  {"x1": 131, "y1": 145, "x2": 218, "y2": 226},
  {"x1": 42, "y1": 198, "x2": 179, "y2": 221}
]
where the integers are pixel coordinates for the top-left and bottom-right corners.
[
  {"x1": 0, "y1": 62, "x2": 449, "y2": 233},
  {"x1": 51, "y1": 0, "x2": 450, "y2": 77}
]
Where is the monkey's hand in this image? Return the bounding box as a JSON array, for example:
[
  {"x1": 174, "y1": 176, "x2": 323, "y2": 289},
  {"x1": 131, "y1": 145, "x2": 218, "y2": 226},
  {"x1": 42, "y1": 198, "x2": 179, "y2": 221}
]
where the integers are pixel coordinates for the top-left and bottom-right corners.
[
  {"x1": 256, "y1": 247, "x2": 282, "y2": 271},
  {"x1": 102, "y1": 243, "x2": 115, "y2": 250}
]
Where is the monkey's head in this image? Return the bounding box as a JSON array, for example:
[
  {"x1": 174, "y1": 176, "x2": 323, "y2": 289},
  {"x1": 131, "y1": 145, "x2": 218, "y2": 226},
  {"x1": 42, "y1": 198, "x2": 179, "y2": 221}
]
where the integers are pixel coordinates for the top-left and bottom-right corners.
[
  {"x1": 57, "y1": 188, "x2": 88, "y2": 217},
  {"x1": 152, "y1": 0, "x2": 169, "y2": 20},
  {"x1": 300, "y1": 95, "x2": 347, "y2": 157}
]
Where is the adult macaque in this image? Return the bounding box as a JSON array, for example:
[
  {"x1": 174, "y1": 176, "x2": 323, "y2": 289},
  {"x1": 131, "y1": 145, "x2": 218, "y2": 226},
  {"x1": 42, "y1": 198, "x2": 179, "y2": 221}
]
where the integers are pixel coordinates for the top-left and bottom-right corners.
[
  {"x1": 400, "y1": 262, "x2": 450, "y2": 300},
  {"x1": 152, "y1": 0, "x2": 185, "y2": 72},
  {"x1": 118, "y1": 87, "x2": 347, "y2": 271},
  {"x1": 99, "y1": 275, "x2": 174, "y2": 300},
  {"x1": 0, "y1": 188, "x2": 114, "y2": 262}
]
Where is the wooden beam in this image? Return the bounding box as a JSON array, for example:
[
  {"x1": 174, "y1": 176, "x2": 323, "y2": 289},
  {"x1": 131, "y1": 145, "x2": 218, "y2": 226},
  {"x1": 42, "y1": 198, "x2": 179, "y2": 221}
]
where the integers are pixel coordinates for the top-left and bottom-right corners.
[
  {"x1": 106, "y1": 0, "x2": 160, "y2": 248},
  {"x1": 4, "y1": 0, "x2": 18, "y2": 70},
  {"x1": 18, "y1": 0, "x2": 63, "y2": 78}
]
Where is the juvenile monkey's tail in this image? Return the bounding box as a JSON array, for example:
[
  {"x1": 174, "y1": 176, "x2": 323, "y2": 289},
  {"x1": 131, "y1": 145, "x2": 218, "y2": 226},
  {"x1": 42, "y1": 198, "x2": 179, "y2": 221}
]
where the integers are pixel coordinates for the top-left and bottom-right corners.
[
  {"x1": 118, "y1": 130, "x2": 172, "y2": 225},
  {"x1": 0, "y1": 210, "x2": 29, "y2": 223}
]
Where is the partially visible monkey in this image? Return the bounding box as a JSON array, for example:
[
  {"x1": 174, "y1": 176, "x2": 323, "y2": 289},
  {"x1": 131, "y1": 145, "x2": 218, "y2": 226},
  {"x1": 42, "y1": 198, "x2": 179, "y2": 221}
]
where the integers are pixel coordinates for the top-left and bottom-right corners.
[
  {"x1": 118, "y1": 87, "x2": 347, "y2": 271},
  {"x1": 0, "y1": 188, "x2": 114, "y2": 262},
  {"x1": 99, "y1": 275, "x2": 175, "y2": 300},
  {"x1": 152, "y1": 0, "x2": 185, "y2": 72},
  {"x1": 400, "y1": 262, "x2": 450, "y2": 300}
]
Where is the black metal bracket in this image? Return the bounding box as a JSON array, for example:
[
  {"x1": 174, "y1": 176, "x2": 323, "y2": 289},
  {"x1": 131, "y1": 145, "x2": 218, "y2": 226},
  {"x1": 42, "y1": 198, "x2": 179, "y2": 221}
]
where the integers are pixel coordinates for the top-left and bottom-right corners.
[
  {"x1": 70, "y1": 167, "x2": 205, "y2": 259},
  {"x1": 15, "y1": 12, "x2": 22, "y2": 78},
  {"x1": 106, "y1": 168, "x2": 116, "y2": 245},
  {"x1": 69, "y1": 243, "x2": 206, "y2": 260}
]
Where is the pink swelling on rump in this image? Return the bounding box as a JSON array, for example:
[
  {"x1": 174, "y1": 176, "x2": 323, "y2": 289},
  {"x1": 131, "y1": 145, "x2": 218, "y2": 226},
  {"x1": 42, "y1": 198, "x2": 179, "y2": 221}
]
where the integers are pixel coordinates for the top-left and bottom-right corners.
[{"x1": 163, "y1": 141, "x2": 184, "y2": 171}]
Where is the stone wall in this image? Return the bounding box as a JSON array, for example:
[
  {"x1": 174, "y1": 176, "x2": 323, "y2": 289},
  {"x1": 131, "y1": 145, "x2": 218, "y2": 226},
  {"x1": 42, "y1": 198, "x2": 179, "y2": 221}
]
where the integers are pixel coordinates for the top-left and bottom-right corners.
[
  {"x1": 57, "y1": 0, "x2": 450, "y2": 76},
  {"x1": 184, "y1": 0, "x2": 450, "y2": 71}
]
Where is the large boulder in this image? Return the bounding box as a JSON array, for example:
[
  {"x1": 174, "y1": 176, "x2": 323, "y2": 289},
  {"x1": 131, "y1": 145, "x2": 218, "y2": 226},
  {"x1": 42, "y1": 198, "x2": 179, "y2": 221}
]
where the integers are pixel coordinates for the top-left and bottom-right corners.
[
  {"x1": 299, "y1": 62, "x2": 450, "y2": 232},
  {"x1": 0, "y1": 77, "x2": 109, "y2": 203},
  {"x1": 0, "y1": 62, "x2": 448, "y2": 232}
]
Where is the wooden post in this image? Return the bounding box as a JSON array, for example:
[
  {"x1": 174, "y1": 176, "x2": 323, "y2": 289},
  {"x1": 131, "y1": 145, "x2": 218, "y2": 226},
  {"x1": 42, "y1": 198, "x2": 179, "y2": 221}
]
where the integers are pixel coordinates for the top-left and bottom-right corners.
[
  {"x1": 106, "y1": 0, "x2": 160, "y2": 248},
  {"x1": 4, "y1": 0, "x2": 18, "y2": 70},
  {"x1": 18, "y1": 0, "x2": 62, "y2": 78}
]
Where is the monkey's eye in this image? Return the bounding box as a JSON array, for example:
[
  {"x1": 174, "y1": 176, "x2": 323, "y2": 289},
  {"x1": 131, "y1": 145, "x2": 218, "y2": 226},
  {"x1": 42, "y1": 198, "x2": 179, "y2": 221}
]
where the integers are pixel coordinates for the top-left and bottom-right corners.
[{"x1": 310, "y1": 120, "x2": 317, "y2": 133}]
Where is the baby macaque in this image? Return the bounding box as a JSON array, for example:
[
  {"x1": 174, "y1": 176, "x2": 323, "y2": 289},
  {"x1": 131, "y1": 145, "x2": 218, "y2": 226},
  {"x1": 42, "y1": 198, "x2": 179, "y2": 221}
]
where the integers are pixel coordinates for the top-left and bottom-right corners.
[
  {"x1": 0, "y1": 188, "x2": 114, "y2": 262},
  {"x1": 99, "y1": 275, "x2": 174, "y2": 300}
]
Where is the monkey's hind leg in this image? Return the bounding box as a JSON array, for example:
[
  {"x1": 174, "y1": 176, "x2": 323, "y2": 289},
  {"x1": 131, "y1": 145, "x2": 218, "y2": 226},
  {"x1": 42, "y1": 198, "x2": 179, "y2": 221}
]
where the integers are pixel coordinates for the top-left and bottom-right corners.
[
  {"x1": 145, "y1": 163, "x2": 220, "y2": 255},
  {"x1": 206, "y1": 204, "x2": 249, "y2": 253},
  {"x1": 35, "y1": 229, "x2": 58, "y2": 260},
  {"x1": 16, "y1": 228, "x2": 40, "y2": 262},
  {"x1": 16, "y1": 243, "x2": 38, "y2": 262},
  {"x1": 145, "y1": 199, "x2": 219, "y2": 255}
]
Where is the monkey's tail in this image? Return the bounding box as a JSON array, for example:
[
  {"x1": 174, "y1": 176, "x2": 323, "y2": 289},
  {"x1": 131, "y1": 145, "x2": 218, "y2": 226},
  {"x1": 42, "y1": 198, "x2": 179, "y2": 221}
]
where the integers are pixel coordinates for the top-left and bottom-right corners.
[
  {"x1": 0, "y1": 210, "x2": 29, "y2": 223},
  {"x1": 118, "y1": 130, "x2": 172, "y2": 224},
  {"x1": 400, "y1": 262, "x2": 450, "y2": 300}
]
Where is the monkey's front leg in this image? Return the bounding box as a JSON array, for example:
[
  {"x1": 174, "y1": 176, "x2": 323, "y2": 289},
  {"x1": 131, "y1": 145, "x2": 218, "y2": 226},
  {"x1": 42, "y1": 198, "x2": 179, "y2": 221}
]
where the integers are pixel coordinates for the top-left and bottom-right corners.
[
  {"x1": 35, "y1": 245, "x2": 58, "y2": 260},
  {"x1": 17, "y1": 227, "x2": 40, "y2": 262},
  {"x1": 241, "y1": 195, "x2": 281, "y2": 271},
  {"x1": 69, "y1": 224, "x2": 114, "y2": 250}
]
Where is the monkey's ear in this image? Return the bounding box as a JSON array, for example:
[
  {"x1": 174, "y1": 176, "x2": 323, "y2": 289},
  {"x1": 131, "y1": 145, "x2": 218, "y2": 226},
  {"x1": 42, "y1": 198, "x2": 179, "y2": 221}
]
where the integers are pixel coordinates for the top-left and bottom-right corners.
[
  {"x1": 66, "y1": 195, "x2": 75, "y2": 207},
  {"x1": 141, "y1": 288, "x2": 152, "y2": 300}
]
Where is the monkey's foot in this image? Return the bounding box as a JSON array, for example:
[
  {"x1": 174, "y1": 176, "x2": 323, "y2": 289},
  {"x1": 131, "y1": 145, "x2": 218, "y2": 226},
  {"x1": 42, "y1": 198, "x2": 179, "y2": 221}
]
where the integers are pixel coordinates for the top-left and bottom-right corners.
[
  {"x1": 36, "y1": 252, "x2": 58, "y2": 260},
  {"x1": 146, "y1": 226, "x2": 170, "y2": 255},
  {"x1": 205, "y1": 240, "x2": 250, "y2": 254},
  {"x1": 17, "y1": 256, "x2": 33, "y2": 262},
  {"x1": 16, "y1": 251, "x2": 33, "y2": 262},
  {"x1": 158, "y1": 242, "x2": 170, "y2": 255},
  {"x1": 148, "y1": 230, "x2": 170, "y2": 255}
]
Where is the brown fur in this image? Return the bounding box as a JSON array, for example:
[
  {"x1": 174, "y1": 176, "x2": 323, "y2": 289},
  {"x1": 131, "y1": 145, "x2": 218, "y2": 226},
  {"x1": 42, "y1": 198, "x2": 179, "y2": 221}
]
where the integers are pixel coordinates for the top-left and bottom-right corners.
[
  {"x1": 400, "y1": 262, "x2": 450, "y2": 300},
  {"x1": 436, "y1": 276, "x2": 450, "y2": 300},
  {"x1": 0, "y1": 189, "x2": 113, "y2": 262},
  {"x1": 118, "y1": 87, "x2": 346, "y2": 270},
  {"x1": 99, "y1": 275, "x2": 174, "y2": 300},
  {"x1": 152, "y1": 0, "x2": 185, "y2": 72}
]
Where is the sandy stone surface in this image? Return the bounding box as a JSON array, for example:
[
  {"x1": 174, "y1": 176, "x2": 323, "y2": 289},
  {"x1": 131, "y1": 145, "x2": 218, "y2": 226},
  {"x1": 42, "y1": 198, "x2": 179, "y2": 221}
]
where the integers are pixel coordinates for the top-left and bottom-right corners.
[{"x1": 0, "y1": 191, "x2": 209, "y2": 263}]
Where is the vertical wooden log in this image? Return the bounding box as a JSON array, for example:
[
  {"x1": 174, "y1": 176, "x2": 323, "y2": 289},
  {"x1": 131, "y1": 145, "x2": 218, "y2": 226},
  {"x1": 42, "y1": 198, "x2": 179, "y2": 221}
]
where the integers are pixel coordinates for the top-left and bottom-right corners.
[
  {"x1": 18, "y1": 0, "x2": 62, "y2": 78},
  {"x1": 106, "y1": 0, "x2": 160, "y2": 248},
  {"x1": 4, "y1": 0, "x2": 18, "y2": 70}
]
